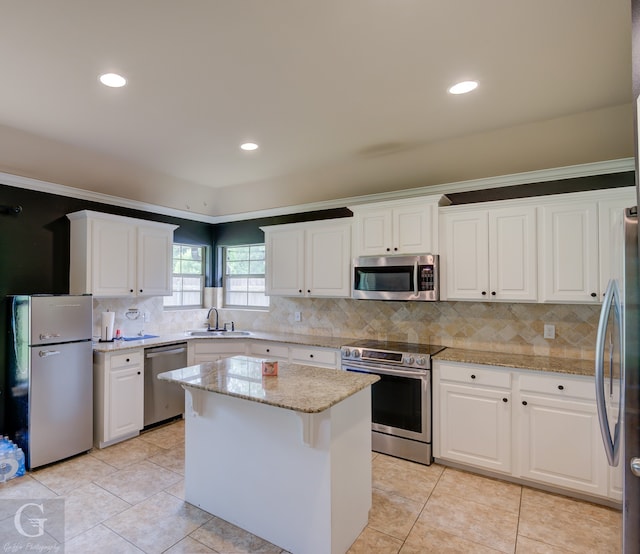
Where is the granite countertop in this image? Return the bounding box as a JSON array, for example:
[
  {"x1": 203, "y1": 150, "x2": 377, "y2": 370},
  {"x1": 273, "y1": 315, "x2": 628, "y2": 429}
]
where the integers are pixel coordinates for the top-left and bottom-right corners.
[
  {"x1": 92, "y1": 330, "x2": 596, "y2": 378},
  {"x1": 92, "y1": 331, "x2": 352, "y2": 353},
  {"x1": 434, "y1": 348, "x2": 596, "y2": 377},
  {"x1": 158, "y1": 355, "x2": 379, "y2": 413}
]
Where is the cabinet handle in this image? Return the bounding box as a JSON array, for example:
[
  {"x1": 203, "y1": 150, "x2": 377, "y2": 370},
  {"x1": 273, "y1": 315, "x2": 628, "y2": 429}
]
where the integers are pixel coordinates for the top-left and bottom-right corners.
[
  {"x1": 491, "y1": 291, "x2": 496, "y2": 296},
  {"x1": 130, "y1": 289, "x2": 134, "y2": 293},
  {"x1": 558, "y1": 385, "x2": 564, "y2": 391},
  {"x1": 266, "y1": 348, "x2": 270, "y2": 353},
  {"x1": 393, "y1": 247, "x2": 398, "y2": 251},
  {"x1": 307, "y1": 290, "x2": 311, "y2": 294},
  {"x1": 502, "y1": 398, "x2": 508, "y2": 403},
  {"x1": 386, "y1": 248, "x2": 391, "y2": 252},
  {"x1": 137, "y1": 371, "x2": 141, "y2": 375},
  {"x1": 522, "y1": 401, "x2": 528, "y2": 406},
  {"x1": 139, "y1": 289, "x2": 143, "y2": 293},
  {"x1": 126, "y1": 358, "x2": 130, "y2": 362},
  {"x1": 470, "y1": 374, "x2": 476, "y2": 379},
  {"x1": 310, "y1": 354, "x2": 314, "y2": 358},
  {"x1": 481, "y1": 291, "x2": 487, "y2": 296},
  {"x1": 590, "y1": 292, "x2": 597, "y2": 298}
]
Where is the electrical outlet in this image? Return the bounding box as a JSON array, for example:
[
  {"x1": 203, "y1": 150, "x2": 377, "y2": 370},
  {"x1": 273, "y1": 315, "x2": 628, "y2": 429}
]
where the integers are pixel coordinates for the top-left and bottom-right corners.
[
  {"x1": 294, "y1": 311, "x2": 301, "y2": 322},
  {"x1": 543, "y1": 324, "x2": 556, "y2": 339}
]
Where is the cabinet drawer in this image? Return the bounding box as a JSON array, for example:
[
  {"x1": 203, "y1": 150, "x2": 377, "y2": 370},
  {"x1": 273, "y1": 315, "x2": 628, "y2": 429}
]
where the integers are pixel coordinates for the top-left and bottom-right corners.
[
  {"x1": 290, "y1": 346, "x2": 338, "y2": 368},
  {"x1": 247, "y1": 342, "x2": 289, "y2": 360},
  {"x1": 439, "y1": 362, "x2": 511, "y2": 389},
  {"x1": 519, "y1": 372, "x2": 595, "y2": 400},
  {"x1": 110, "y1": 351, "x2": 142, "y2": 369}
]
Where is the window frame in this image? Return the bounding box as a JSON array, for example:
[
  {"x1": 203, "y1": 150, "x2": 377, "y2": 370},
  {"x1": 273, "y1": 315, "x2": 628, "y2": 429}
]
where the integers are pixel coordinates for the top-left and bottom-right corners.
[
  {"x1": 164, "y1": 243, "x2": 206, "y2": 310},
  {"x1": 222, "y1": 244, "x2": 269, "y2": 310}
]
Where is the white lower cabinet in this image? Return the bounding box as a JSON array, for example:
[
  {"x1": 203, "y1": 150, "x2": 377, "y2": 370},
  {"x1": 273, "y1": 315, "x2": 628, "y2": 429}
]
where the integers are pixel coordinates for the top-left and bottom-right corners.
[
  {"x1": 94, "y1": 349, "x2": 144, "y2": 448},
  {"x1": 188, "y1": 340, "x2": 247, "y2": 364},
  {"x1": 516, "y1": 372, "x2": 609, "y2": 497},
  {"x1": 434, "y1": 360, "x2": 619, "y2": 501},
  {"x1": 435, "y1": 364, "x2": 512, "y2": 473},
  {"x1": 188, "y1": 339, "x2": 341, "y2": 369}
]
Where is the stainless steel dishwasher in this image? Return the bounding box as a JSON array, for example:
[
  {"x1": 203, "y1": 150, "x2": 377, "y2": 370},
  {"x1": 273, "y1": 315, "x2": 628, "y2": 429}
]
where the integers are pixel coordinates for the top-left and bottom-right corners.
[{"x1": 144, "y1": 343, "x2": 188, "y2": 427}]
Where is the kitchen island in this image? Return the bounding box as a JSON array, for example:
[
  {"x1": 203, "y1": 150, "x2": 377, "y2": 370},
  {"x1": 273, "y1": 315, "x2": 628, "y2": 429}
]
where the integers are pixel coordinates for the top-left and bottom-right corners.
[{"x1": 158, "y1": 355, "x2": 379, "y2": 554}]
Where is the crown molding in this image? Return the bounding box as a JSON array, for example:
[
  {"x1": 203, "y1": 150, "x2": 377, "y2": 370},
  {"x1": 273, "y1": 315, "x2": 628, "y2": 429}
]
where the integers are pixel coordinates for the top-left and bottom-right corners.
[{"x1": 0, "y1": 157, "x2": 634, "y2": 225}]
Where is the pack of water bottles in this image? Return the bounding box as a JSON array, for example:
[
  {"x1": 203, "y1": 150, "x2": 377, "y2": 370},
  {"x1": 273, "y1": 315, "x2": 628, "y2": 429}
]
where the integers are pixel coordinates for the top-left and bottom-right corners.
[{"x1": 0, "y1": 436, "x2": 26, "y2": 481}]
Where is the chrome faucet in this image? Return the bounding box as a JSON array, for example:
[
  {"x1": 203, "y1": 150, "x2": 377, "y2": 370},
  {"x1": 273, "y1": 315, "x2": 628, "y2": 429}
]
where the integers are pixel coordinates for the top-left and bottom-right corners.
[{"x1": 206, "y1": 307, "x2": 220, "y2": 331}]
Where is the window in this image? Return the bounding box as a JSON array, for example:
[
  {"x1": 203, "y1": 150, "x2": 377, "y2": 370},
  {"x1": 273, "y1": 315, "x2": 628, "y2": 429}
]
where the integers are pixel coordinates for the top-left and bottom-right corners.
[
  {"x1": 224, "y1": 244, "x2": 269, "y2": 308},
  {"x1": 164, "y1": 244, "x2": 205, "y2": 308}
]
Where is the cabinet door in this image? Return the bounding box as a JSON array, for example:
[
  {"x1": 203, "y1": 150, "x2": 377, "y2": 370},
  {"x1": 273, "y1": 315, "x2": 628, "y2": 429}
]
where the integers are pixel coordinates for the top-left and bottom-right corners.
[
  {"x1": 438, "y1": 382, "x2": 511, "y2": 473},
  {"x1": 305, "y1": 224, "x2": 351, "y2": 297},
  {"x1": 137, "y1": 225, "x2": 174, "y2": 296},
  {"x1": 489, "y1": 206, "x2": 537, "y2": 301},
  {"x1": 539, "y1": 202, "x2": 599, "y2": 303},
  {"x1": 393, "y1": 203, "x2": 435, "y2": 255},
  {"x1": 441, "y1": 211, "x2": 489, "y2": 300},
  {"x1": 599, "y1": 196, "x2": 634, "y2": 299},
  {"x1": 518, "y1": 393, "x2": 608, "y2": 496},
  {"x1": 91, "y1": 219, "x2": 136, "y2": 297},
  {"x1": 108, "y1": 366, "x2": 143, "y2": 440},
  {"x1": 356, "y1": 209, "x2": 393, "y2": 256},
  {"x1": 265, "y1": 229, "x2": 304, "y2": 296}
]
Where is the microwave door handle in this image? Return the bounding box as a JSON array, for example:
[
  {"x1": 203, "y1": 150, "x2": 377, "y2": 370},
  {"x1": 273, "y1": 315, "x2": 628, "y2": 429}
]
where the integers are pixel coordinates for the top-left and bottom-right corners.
[{"x1": 414, "y1": 261, "x2": 419, "y2": 296}]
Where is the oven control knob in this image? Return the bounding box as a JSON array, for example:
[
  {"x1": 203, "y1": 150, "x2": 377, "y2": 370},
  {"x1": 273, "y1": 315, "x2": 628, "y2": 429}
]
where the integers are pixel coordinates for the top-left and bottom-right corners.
[
  {"x1": 353, "y1": 350, "x2": 360, "y2": 358},
  {"x1": 417, "y1": 356, "x2": 426, "y2": 365},
  {"x1": 341, "y1": 347, "x2": 351, "y2": 357},
  {"x1": 405, "y1": 356, "x2": 415, "y2": 365}
]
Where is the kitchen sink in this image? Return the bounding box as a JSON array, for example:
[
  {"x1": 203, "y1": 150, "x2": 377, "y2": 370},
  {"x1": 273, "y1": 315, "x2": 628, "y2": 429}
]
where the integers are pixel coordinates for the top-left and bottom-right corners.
[{"x1": 189, "y1": 330, "x2": 251, "y2": 337}]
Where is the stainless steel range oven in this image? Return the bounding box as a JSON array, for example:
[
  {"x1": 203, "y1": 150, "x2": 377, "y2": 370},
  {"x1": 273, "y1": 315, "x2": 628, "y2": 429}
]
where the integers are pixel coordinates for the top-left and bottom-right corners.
[{"x1": 341, "y1": 340, "x2": 444, "y2": 465}]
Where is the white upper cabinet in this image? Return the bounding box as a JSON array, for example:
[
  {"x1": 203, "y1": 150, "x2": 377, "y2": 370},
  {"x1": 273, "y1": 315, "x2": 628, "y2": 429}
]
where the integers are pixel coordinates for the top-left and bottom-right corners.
[
  {"x1": 67, "y1": 210, "x2": 177, "y2": 297},
  {"x1": 263, "y1": 219, "x2": 352, "y2": 298},
  {"x1": 538, "y1": 188, "x2": 635, "y2": 303},
  {"x1": 538, "y1": 201, "x2": 599, "y2": 303},
  {"x1": 440, "y1": 205, "x2": 537, "y2": 301},
  {"x1": 350, "y1": 198, "x2": 439, "y2": 256},
  {"x1": 439, "y1": 187, "x2": 635, "y2": 304}
]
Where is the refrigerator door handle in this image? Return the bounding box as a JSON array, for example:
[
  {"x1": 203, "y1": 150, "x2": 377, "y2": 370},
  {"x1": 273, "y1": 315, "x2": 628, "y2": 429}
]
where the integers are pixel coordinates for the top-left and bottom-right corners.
[
  {"x1": 38, "y1": 350, "x2": 61, "y2": 358},
  {"x1": 595, "y1": 278, "x2": 621, "y2": 466}
]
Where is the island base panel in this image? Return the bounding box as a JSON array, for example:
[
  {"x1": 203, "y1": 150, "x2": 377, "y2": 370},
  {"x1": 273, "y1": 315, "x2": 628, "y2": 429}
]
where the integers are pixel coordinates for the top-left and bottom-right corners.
[{"x1": 184, "y1": 387, "x2": 372, "y2": 554}]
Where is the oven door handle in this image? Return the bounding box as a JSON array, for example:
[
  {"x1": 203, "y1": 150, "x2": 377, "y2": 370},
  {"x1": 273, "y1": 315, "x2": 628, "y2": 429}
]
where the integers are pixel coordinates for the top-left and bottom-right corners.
[{"x1": 344, "y1": 364, "x2": 428, "y2": 379}]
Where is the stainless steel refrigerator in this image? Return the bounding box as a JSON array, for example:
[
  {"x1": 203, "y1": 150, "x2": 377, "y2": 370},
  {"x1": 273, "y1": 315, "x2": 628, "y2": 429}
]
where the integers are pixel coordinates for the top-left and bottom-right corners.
[
  {"x1": 8, "y1": 294, "x2": 93, "y2": 469},
  {"x1": 596, "y1": 207, "x2": 640, "y2": 553}
]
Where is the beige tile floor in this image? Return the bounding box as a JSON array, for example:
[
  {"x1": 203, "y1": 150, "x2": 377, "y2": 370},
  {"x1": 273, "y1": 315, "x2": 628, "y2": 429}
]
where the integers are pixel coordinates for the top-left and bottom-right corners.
[{"x1": 0, "y1": 420, "x2": 622, "y2": 553}]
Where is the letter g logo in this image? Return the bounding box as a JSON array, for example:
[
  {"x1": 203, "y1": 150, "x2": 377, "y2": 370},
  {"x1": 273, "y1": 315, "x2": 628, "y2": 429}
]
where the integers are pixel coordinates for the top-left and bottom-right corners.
[{"x1": 14, "y1": 503, "x2": 47, "y2": 538}]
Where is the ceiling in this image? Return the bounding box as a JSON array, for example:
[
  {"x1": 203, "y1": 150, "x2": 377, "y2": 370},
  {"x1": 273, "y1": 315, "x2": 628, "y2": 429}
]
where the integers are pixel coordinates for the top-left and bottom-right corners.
[{"x1": 0, "y1": 1, "x2": 634, "y2": 220}]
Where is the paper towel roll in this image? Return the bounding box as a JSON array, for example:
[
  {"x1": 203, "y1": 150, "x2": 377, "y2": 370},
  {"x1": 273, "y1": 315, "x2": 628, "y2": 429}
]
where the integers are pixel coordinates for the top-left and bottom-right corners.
[{"x1": 101, "y1": 311, "x2": 115, "y2": 341}]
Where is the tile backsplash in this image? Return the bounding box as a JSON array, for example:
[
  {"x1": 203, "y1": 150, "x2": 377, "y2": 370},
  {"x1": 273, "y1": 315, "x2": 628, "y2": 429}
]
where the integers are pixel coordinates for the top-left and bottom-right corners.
[{"x1": 93, "y1": 294, "x2": 599, "y2": 360}]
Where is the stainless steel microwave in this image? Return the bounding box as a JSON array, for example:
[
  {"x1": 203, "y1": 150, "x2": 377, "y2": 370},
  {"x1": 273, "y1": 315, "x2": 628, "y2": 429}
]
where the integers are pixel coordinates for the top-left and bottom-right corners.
[{"x1": 352, "y1": 254, "x2": 439, "y2": 301}]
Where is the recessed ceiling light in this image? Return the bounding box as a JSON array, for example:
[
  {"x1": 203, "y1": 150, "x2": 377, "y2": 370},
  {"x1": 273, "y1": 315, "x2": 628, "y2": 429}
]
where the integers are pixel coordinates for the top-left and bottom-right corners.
[
  {"x1": 240, "y1": 142, "x2": 259, "y2": 151},
  {"x1": 99, "y1": 73, "x2": 127, "y2": 88},
  {"x1": 448, "y1": 80, "x2": 478, "y2": 95}
]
